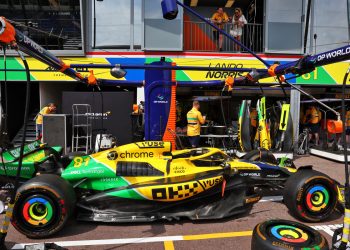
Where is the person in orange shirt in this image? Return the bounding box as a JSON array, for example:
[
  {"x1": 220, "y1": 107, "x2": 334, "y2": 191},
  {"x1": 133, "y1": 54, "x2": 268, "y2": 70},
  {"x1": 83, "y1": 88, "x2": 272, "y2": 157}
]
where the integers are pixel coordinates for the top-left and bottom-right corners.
[
  {"x1": 304, "y1": 105, "x2": 322, "y2": 146},
  {"x1": 211, "y1": 7, "x2": 229, "y2": 51}
]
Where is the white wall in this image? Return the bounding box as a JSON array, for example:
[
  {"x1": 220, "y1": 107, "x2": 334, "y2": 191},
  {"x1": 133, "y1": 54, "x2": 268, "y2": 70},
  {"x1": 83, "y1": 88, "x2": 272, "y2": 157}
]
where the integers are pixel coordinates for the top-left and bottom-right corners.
[{"x1": 307, "y1": 0, "x2": 349, "y2": 54}]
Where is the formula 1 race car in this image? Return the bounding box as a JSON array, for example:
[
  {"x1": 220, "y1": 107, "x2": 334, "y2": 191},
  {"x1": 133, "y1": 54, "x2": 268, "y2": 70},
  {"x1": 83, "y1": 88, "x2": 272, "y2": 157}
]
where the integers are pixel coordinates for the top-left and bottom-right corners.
[{"x1": 6, "y1": 141, "x2": 340, "y2": 238}]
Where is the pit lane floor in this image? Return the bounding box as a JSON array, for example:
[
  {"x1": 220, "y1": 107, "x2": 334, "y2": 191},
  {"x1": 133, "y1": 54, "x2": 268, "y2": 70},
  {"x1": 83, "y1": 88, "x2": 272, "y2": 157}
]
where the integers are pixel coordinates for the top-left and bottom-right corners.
[{"x1": 3, "y1": 155, "x2": 346, "y2": 250}]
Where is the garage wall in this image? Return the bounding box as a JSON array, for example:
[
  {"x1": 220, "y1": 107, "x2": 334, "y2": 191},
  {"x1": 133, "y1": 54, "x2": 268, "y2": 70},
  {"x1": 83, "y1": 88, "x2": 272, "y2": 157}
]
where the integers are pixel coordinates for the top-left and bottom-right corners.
[{"x1": 39, "y1": 82, "x2": 77, "y2": 113}]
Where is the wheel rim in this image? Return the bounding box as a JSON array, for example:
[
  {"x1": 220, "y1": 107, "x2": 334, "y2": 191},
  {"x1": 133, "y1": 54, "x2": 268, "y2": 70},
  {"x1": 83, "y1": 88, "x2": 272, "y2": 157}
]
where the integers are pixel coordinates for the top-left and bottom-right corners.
[
  {"x1": 305, "y1": 185, "x2": 330, "y2": 213},
  {"x1": 269, "y1": 224, "x2": 309, "y2": 244},
  {"x1": 22, "y1": 196, "x2": 54, "y2": 227}
]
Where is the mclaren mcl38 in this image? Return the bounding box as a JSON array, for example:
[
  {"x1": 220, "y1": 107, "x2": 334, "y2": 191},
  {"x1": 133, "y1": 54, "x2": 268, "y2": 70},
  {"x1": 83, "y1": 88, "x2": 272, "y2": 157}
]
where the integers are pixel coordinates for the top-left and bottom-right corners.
[{"x1": 2, "y1": 141, "x2": 341, "y2": 238}]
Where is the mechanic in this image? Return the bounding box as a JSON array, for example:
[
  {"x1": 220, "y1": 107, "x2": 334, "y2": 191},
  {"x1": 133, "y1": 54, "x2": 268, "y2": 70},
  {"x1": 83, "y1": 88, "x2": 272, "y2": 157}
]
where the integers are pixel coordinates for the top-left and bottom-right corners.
[
  {"x1": 187, "y1": 101, "x2": 206, "y2": 148},
  {"x1": 303, "y1": 105, "x2": 322, "y2": 146},
  {"x1": 35, "y1": 103, "x2": 57, "y2": 140}
]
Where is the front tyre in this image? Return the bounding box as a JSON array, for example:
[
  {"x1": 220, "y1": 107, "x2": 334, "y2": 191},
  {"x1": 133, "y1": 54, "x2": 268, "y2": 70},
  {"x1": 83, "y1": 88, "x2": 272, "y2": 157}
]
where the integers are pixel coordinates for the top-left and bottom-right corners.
[
  {"x1": 283, "y1": 169, "x2": 337, "y2": 222},
  {"x1": 251, "y1": 219, "x2": 329, "y2": 250},
  {"x1": 11, "y1": 174, "x2": 76, "y2": 238}
]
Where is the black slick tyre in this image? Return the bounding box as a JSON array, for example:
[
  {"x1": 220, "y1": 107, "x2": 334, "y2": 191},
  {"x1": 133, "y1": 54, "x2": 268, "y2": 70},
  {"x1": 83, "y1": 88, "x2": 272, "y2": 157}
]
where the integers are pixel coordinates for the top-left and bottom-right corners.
[
  {"x1": 11, "y1": 174, "x2": 76, "y2": 238},
  {"x1": 251, "y1": 219, "x2": 329, "y2": 250},
  {"x1": 283, "y1": 169, "x2": 337, "y2": 222}
]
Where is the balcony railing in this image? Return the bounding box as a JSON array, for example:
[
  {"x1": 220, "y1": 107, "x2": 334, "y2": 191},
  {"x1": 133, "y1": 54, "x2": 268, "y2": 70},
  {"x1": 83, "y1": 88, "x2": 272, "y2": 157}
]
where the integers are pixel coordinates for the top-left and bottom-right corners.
[
  {"x1": 184, "y1": 21, "x2": 264, "y2": 53},
  {"x1": 12, "y1": 18, "x2": 82, "y2": 51}
]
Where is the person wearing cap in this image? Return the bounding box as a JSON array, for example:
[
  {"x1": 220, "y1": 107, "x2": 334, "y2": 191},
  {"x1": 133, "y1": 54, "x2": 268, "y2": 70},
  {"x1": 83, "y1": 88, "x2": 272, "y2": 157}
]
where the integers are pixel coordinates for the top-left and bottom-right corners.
[{"x1": 187, "y1": 101, "x2": 206, "y2": 148}]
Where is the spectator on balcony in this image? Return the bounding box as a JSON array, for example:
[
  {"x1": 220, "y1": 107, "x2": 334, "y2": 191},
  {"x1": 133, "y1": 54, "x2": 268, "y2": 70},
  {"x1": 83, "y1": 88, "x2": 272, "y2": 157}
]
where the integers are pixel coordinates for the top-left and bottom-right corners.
[
  {"x1": 230, "y1": 7, "x2": 247, "y2": 51},
  {"x1": 211, "y1": 7, "x2": 229, "y2": 52}
]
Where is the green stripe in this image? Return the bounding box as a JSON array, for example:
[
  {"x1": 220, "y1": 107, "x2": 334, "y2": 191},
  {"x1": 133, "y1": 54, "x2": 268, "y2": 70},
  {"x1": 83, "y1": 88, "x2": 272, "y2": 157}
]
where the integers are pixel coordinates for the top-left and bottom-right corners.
[{"x1": 0, "y1": 58, "x2": 35, "y2": 81}]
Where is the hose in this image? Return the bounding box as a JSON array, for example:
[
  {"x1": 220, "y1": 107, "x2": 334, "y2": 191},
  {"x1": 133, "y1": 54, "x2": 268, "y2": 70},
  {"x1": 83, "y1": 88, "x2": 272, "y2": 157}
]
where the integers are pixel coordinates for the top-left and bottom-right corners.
[{"x1": 0, "y1": 50, "x2": 31, "y2": 246}]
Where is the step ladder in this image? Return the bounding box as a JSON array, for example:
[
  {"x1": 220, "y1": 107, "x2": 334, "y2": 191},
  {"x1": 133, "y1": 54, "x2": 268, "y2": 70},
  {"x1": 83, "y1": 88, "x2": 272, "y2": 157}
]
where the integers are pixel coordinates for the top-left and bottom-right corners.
[{"x1": 71, "y1": 104, "x2": 92, "y2": 154}]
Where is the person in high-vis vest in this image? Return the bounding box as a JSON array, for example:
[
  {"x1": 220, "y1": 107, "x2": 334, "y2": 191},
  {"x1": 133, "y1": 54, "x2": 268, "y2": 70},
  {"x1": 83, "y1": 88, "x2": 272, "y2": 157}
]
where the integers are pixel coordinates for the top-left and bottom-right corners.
[
  {"x1": 304, "y1": 105, "x2": 322, "y2": 146},
  {"x1": 35, "y1": 103, "x2": 56, "y2": 140},
  {"x1": 187, "y1": 101, "x2": 206, "y2": 148}
]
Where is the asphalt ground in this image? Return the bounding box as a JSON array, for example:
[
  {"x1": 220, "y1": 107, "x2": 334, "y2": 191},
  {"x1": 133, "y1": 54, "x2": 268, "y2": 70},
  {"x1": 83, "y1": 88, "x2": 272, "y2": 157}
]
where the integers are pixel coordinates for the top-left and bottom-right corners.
[{"x1": 2, "y1": 155, "x2": 347, "y2": 250}]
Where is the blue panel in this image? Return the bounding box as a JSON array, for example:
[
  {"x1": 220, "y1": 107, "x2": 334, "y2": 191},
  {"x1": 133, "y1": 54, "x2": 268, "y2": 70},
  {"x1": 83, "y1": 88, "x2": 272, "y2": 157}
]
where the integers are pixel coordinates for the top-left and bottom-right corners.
[
  {"x1": 144, "y1": 60, "x2": 173, "y2": 140},
  {"x1": 106, "y1": 58, "x2": 146, "y2": 81}
]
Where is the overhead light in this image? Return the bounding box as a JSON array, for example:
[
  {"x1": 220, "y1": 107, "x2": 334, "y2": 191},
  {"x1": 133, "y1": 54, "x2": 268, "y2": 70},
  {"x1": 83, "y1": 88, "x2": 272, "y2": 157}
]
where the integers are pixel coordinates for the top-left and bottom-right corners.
[
  {"x1": 225, "y1": 0, "x2": 235, "y2": 8},
  {"x1": 110, "y1": 64, "x2": 127, "y2": 79},
  {"x1": 190, "y1": 0, "x2": 198, "y2": 7},
  {"x1": 161, "y1": 0, "x2": 179, "y2": 20}
]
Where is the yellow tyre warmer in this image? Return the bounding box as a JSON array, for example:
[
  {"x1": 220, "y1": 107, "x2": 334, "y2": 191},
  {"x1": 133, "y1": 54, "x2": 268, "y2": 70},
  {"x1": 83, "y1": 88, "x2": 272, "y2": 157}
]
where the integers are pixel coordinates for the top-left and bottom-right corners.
[
  {"x1": 238, "y1": 100, "x2": 252, "y2": 152},
  {"x1": 257, "y1": 99, "x2": 270, "y2": 150}
]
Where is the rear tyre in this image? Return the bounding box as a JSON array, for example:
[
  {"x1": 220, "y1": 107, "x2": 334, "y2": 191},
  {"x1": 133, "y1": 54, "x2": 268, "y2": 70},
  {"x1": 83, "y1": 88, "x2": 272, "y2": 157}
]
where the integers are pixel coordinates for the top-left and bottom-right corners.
[
  {"x1": 11, "y1": 174, "x2": 76, "y2": 238},
  {"x1": 251, "y1": 219, "x2": 329, "y2": 250},
  {"x1": 283, "y1": 169, "x2": 337, "y2": 222}
]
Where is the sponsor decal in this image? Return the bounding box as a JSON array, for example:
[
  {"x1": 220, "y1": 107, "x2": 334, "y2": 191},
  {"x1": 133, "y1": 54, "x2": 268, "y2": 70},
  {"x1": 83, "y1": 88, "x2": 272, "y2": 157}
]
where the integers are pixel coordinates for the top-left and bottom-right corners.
[
  {"x1": 205, "y1": 62, "x2": 244, "y2": 79},
  {"x1": 107, "y1": 151, "x2": 118, "y2": 160},
  {"x1": 272, "y1": 241, "x2": 293, "y2": 249},
  {"x1": 173, "y1": 166, "x2": 186, "y2": 174},
  {"x1": 199, "y1": 176, "x2": 223, "y2": 189},
  {"x1": 317, "y1": 47, "x2": 350, "y2": 62},
  {"x1": 85, "y1": 111, "x2": 112, "y2": 120},
  {"x1": 0, "y1": 166, "x2": 31, "y2": 172},
  {"x1": 23, "y1": 36, "x2": 44, "y2": 54},
  {"x1": 100, "y1": 177, "x2": 119, "y2": 182},
  {"x1": 136, "y1": 141, "x2": 165, "y2": 148},
  {"x1": 153, "y1": 94, "x2": 169, "y2": 104},
  {"x1": 8, "y1": 141, "x2": 39, "y2": 158},
  {"x1": 117, "y1": 151, "x2": 154, "y2": 159},
  {"x1": 121, "y1": 151, "x2": 152, "y2": 158},
  {"x1": 266, "y1": 174, "x2": 281, "y2": 178},
  {"x1": 152, "y1": 183, "x2": 199, "y2": 200},
  {"x1": 240, "y1": 172, "x2": 261, "y2": 177}
]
